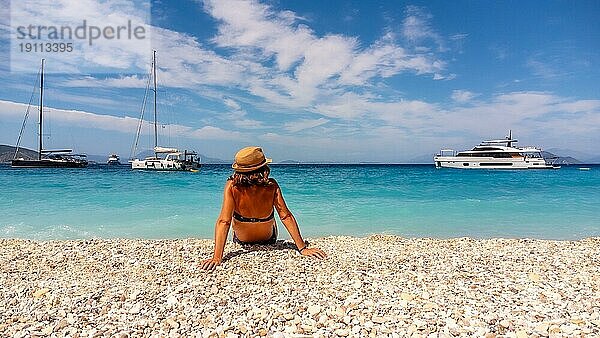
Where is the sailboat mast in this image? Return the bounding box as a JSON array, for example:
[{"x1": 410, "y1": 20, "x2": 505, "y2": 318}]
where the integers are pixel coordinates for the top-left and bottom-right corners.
[
  {"x1": 38, "y1": 59, "x2": 45, "y2": 161},
  {"x1": 153, "y1": 50, "x2": 158, "y2": 153}
]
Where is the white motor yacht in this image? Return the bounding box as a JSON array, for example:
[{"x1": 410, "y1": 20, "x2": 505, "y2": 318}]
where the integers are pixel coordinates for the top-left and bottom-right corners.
[
  {"x1": 107, "y1": 154, "x2": 121, "y2": 165},
  {"x1": 434, "y1": 131, "x2": 560, "y2": 169}
]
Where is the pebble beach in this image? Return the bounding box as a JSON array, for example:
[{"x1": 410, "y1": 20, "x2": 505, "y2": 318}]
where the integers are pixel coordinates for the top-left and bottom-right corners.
[{"x1": 1, "y1": 235, "x2": 599, "y2": 337}]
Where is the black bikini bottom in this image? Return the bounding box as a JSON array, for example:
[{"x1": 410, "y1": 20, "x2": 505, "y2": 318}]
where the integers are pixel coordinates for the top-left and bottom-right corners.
[{"x1": 233, "y1": 225, "x2": 278, "y2": 245}]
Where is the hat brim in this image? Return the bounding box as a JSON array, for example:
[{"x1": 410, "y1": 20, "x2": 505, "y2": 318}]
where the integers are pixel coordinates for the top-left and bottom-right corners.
[{"x1": 232, "y1": 158, "x2": 272, "y2": 172}]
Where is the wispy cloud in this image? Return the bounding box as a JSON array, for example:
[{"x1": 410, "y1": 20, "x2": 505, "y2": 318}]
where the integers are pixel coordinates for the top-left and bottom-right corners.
[
  {"x1": 0, "y1": 99, "x2": 243, "y2": 140},
  {"x1": 8, "y1": 0, "x2": 451, "y2": 135},
  {"x1": 451, "y1": 90, "x2": 477, "y2": 103},
  {"x1": 3, "y1": 1, "x2": 596, "y2": 161},
  {"x1": 9, "y1": 0, "x2": 152, "y2": 73},
  {"x1": 401, "y1": 6, "x2": 445, "y2": 51},
  {"x1": 223, "y1": 98, "x2": 241, "y2": 111},
  {"x1": 64, "y1": 75, "x2": 148, "y2": 88},
  {"x1": 203, "y1": 0, "x2": 447, "y2": 107},
  {"x1": 489, "y1": 44, "x2": 509, "y2": 61},
  {"x1": 284, "y1": 118, "x2": 328, "y2": 133},
  {"x1": 527, "y1": 58, "x2": 561, "y2": 80},
  {"x1": 3, "y1": 87, "x2": 599, "y2": 160},
  {"x1": 218, "y1": 97, "x2": 265, "y2": 129}
]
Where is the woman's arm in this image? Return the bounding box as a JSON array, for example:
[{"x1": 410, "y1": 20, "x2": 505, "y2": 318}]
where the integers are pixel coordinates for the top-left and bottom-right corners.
[
  {"x1": 273, "y1": 181, "x2": 327, "y2": 259},
  {"x1": 200, "y1": 181, "x2": 235, "y2": 270}
]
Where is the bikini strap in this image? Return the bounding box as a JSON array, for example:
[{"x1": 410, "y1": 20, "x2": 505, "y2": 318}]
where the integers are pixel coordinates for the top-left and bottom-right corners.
[{"x1": 233, "y1": 210, "x2": 275, "y2": 223}]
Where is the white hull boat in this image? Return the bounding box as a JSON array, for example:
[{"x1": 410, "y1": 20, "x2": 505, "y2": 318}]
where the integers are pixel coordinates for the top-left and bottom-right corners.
[
  {"x1": 130, "y1": 51, "x2": 201, "y2": 172},
  {"x1": 131, "y1": 148, "x2": 200, "y2": 171},
  {"x1": 434, "y1": 131, "x2": 560, "y2": 170},
  {"x1": 107, "y1": 154, "x2": 121, "y2": 165}
]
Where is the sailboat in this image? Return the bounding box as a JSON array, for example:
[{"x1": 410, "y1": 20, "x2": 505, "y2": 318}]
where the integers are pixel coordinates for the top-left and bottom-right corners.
[
  {"x1": 130, "y1": 51, "x2": 201, "y2": 171},
  {"x1": 12, "y1": 59, "x2": 88, "y2": 168}
]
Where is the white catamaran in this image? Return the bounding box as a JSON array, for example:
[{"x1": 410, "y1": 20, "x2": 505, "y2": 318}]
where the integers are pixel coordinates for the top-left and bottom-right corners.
[
  {"x1": 434, "y1": 131, "x2": 560, "y2": 169},
  {"x1": 130, "y1": 51, "x2": 201, "y2": 171}
]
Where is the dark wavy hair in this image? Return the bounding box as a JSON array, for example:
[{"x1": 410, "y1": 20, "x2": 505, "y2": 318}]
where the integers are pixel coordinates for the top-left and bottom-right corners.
[{"x1": 228, "y1": 165, "x2": 273, "y2": 187}]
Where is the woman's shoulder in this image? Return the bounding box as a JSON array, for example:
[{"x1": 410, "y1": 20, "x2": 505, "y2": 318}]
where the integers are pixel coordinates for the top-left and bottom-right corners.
[{"x1": 268, "y1": 178, "x2": 279, "y2": 186}]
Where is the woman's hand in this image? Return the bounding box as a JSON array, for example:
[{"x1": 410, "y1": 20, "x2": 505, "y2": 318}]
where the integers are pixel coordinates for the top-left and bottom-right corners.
[
  {"x1": 300, "y1": 247, "x2": 327, "y2": 259},
  {"x1": 200, "y1": 258, "x2": 222, "y2": 270}
]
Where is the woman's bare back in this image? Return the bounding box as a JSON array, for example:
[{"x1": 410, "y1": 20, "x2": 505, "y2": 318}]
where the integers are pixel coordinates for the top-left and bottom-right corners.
[{"x1": 231, "y1": 181, "x2": 277, "y2": 219}]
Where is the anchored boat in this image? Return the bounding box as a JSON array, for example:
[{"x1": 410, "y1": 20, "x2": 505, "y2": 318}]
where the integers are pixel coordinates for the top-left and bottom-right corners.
[
  {"x1": 434, "y1": 131, "x2": 560, "y2": 169},
  {"x1": 12, "y1": 59, "x2": 88, "y2": 168},
  {"x1": 107, "y1": 154, "x2": 121, "y2": 165},
  {"x1": 129, "y1": 51, "x2": 201, "y2": 172}
]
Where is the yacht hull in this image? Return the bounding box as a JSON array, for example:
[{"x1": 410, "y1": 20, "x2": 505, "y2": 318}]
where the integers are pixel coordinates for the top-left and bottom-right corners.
[
  {"x1": 433, "y1": 156, "x2": 558, "y2": 169},
  {"x1": 11, "y1": 159, "x2": 88, "y2": 168},
  {"x1": 131, "y1": 158, "x2": 200, "y2": 171}
]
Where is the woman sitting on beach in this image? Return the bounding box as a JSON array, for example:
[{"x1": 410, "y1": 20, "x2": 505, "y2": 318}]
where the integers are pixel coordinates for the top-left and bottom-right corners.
[{"x1": 201, "y1": 146, "x2": 327, "y2": 270}]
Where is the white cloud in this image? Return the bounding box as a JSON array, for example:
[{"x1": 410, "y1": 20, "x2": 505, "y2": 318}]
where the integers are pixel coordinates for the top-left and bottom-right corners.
[
  {"x1": 489, "y1": 44, "x2": 508, "y2": 61},
  {"x1": 206, "y1": 0, "x2": 314, "y2": 71},
  {"x1": 10, "y1": 0, "x2": 152, "y2": 73},
  {"x1": 0, "y1": 99, "x2": 243, "y2": 140},
  {"x1": 203, "y1": 0, "x2": 447, "y2": 108},
  {"x1": 8, "y1": 0, "x2": 452, "y2": 133},
  {"x1": 527, "y1": 58, "x2": 560, "y2": 79},
  {"x1": 64, "y1": 75, "x2": 148, "y2": 88},
  {"x1": 3, "y1": 86, "x2": 599, "y2": 160},
  {"x1": 401, "y1": 6, "x2": 444, "y2": 51},
  {"x1": 451, "y1": 90, "x2": 477, "y2": 103},
  {"x1": 339, "y1": 41, "x2": 445, "y2": 85},
  {"x1": 314, "y1": 92, "x2": 371, "y2": 119},
  {"x1": 9, "y1": 0, "x2": 259, "y2": 91},
  {"x1": 232, "y1": 119, "x2": 264, "y2": 129},
  {"x1": 188, "y1": 125, "x2": 242, "y2": 140},
  {"x1": 223, "y1": 98, "x2": 241, "y2": 111},
  {"x1": 5, "y1": 1, "x2": 596, "y2": 160},
  {"x1": 314, "y1": 92, "x2": 437, "y2": 127},
  {"x1": 433, "y1": 92, "x2": 600, "y2": 143},
  {"x1": 217, "y1": 97, "x2": 265, "y2": 129},
  {"x1": 284, "y1": 118, "x2": 329, "y2": 133}
]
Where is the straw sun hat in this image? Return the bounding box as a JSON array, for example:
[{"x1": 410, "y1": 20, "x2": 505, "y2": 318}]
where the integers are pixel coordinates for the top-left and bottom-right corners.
[{"x1": 232, "y1": 146, "x2": 272, "y2": 172}]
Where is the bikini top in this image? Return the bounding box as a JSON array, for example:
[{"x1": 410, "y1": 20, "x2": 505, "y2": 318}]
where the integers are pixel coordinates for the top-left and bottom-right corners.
[{"x1": 233, "y1": 210, "x2": 275, "y2": 223}]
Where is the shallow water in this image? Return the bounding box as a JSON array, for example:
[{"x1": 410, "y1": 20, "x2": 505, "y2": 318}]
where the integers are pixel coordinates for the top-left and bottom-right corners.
[{"x1": 1, "y1": 164, "x2": 599, "y2": 240}]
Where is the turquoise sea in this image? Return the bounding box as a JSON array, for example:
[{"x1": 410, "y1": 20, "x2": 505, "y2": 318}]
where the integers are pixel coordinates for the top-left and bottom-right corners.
[{"x1": 1, "y1": 164, "x2": 599, "y2": 240}]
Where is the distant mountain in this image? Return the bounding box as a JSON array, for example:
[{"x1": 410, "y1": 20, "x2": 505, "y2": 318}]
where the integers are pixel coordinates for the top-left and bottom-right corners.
[
  {"x1": 277, "y1": 160, "x2": 301, "y2": 164},
  {"x1": 86, "y1": 154, "x2": 111, "y2": 163},
  {"x1": 407, "y1": 154, "x2": 435, "y2": 164},
  {"x1": 0, "y1": 145, "x2": 38, "y2": 163},
  {"x1": 545, "y1": 148, "x2": 595, "y2": 163},
  {"x1": 201, "y1": 155, "x2": 229, "y2": 164},
  {"x1": 541, "y1": 151, "x2": 582, "y2": 165},
  {"x1": 583, "y1": 156, "x2": 600, "y2": 164}
]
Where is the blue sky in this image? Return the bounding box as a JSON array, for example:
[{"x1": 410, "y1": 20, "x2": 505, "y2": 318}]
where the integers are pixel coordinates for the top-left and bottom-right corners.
[{"x1": 0, "y1": 0, "x2": 599, "y2": 162}]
